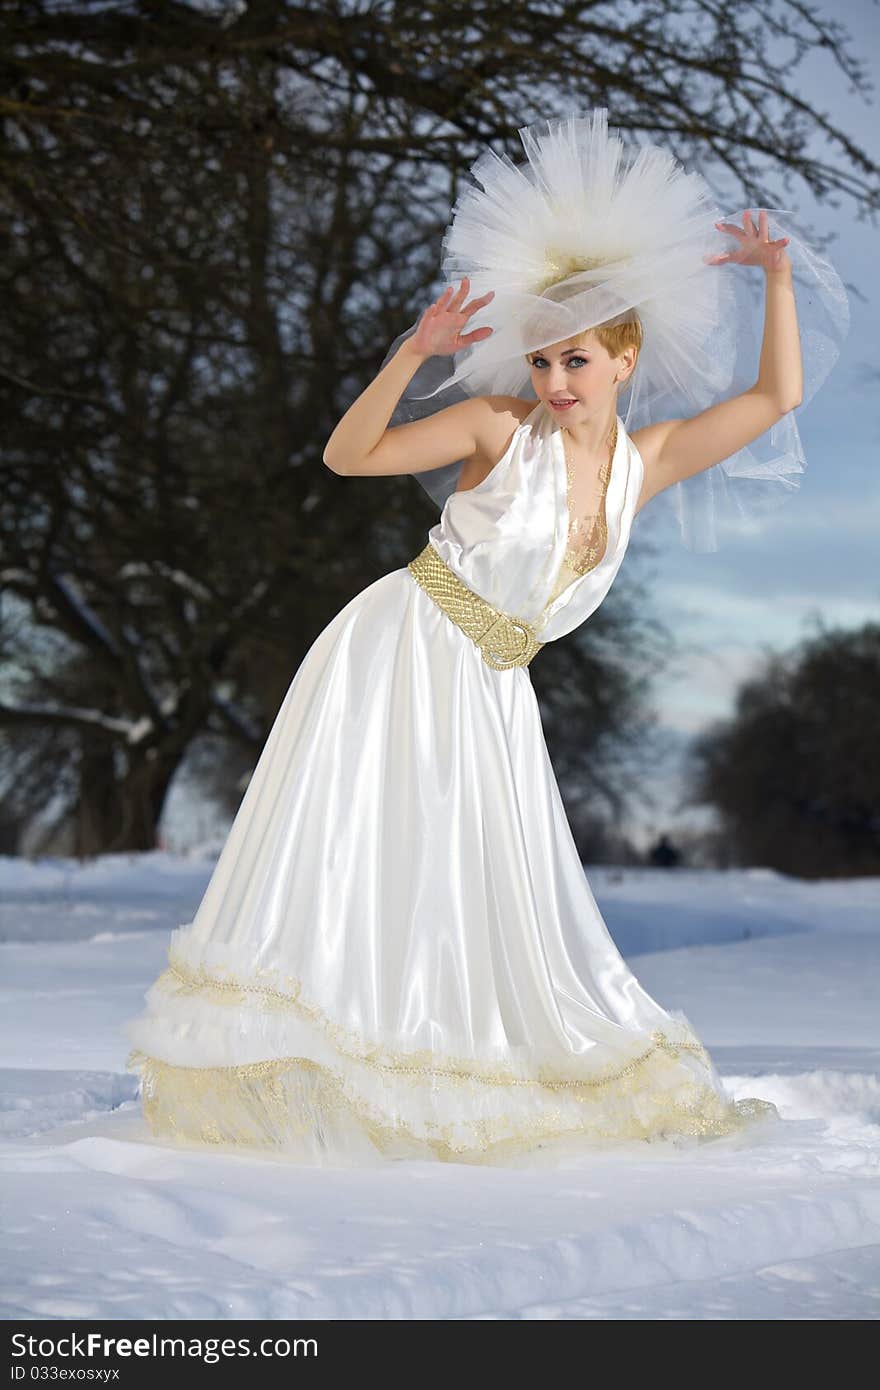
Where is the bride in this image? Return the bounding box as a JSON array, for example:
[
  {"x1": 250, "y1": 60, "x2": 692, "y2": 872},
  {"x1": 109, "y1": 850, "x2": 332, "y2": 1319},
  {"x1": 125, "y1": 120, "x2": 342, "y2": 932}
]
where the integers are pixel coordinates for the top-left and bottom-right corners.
[{"x1": 124, "y1": 113, "x2": 847, "y2": 1166}]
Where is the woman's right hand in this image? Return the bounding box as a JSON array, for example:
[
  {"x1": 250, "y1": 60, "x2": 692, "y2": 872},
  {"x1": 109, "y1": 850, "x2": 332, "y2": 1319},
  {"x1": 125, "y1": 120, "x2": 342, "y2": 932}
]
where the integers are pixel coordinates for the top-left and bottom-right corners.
[{"x1": 411, "y1": 276, "x2": 494, "y2": 358}]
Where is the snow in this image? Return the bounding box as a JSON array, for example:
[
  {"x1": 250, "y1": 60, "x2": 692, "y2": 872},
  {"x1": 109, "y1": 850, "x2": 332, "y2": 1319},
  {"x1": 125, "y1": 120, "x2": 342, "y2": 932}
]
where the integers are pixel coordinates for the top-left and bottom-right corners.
[
  {"x1": 0, "y1": 850, "x2": 878, "y2": 1320},
  {"x1": 0, "y1": 701, "x2": 141, "y2": 740}
]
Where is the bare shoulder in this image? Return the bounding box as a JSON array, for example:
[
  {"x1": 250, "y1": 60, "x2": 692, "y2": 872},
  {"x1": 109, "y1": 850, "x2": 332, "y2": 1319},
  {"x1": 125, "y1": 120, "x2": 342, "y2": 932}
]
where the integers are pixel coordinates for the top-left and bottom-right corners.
[
  {"x1": 456, "y1": 396, "x2": 539, "y2": 492},
  {"x1": 628, "y1": 420, "x2": 680, "y2": 515},
  {"x1": 627, "y1": 421, "x2": 668, "y2": 474}
]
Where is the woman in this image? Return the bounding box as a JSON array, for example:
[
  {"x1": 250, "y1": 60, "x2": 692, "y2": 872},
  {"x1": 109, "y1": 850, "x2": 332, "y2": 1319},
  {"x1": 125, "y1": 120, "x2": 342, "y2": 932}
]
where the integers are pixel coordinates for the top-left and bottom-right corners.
[{"x1": 124, "y1": 112, "x2": 846, "y2": 1166}]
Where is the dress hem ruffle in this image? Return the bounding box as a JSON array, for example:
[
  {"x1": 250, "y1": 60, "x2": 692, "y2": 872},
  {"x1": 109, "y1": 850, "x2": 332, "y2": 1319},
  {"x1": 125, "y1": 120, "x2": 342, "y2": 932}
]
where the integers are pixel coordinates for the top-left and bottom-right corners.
[{"x1": 124, "y1": 943, "x2": 780, "y2": 1166}]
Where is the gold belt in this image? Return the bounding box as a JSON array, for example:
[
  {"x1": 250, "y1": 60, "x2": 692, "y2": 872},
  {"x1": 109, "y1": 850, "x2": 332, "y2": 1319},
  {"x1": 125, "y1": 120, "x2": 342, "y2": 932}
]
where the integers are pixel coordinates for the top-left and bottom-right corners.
[{"x1": 407, "y1": 541, "x2": 544, "y2": 670}]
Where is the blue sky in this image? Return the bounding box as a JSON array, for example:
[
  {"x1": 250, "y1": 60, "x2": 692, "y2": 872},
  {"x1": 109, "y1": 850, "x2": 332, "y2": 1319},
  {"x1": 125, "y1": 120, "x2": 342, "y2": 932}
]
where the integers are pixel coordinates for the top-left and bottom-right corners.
[{"x1": 623, "y1": 0, "x2": 880, "y2": 847}]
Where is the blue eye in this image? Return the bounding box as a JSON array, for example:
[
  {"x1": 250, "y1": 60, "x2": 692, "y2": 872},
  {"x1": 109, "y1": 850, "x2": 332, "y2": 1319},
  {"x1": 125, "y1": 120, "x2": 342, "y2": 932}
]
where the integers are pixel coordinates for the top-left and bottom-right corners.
[{"x1": 530, "y1": 355, "x2": 589, "y2": 368}]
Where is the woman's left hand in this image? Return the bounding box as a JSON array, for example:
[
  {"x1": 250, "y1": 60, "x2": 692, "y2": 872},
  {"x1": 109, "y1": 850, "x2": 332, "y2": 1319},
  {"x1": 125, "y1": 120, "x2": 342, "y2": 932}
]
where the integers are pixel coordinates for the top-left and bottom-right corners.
[{"x1": 706, "y1": 209, "x2": 791, "y2": 272}]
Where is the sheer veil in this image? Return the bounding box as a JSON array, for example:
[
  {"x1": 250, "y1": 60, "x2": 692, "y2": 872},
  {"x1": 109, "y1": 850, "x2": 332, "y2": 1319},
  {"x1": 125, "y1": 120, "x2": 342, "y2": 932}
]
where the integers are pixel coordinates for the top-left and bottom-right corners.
[{"x1": 377, "y1": 112, "x2": 849, "y2": 551}]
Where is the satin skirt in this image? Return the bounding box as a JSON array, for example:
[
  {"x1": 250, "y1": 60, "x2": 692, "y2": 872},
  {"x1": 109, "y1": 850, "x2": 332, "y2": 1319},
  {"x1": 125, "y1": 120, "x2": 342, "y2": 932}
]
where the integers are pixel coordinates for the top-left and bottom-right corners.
[{"x1": 125, "y1": 566, "x2": 777, "y2": 1164}]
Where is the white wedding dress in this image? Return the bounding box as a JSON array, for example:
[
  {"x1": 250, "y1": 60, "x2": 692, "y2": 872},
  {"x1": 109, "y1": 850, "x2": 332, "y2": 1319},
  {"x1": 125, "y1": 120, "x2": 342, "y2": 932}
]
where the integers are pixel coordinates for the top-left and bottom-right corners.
[{"x1": 124, "y1": 401, "x2": 778, "y2": 1164}]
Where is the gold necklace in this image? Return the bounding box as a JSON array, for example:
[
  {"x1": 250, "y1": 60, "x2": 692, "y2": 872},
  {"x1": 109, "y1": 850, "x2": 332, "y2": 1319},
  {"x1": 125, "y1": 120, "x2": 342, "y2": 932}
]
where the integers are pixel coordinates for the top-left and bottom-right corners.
[{"x1": 559, "y1": 418, "x2": 617, "y2": 576}]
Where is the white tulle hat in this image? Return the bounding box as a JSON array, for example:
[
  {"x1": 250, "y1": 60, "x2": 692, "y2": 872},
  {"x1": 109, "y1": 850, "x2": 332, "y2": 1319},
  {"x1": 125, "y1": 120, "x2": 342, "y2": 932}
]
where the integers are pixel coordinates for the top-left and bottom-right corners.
[{"x1": 380, "y1": 109, "x2": 850, "y2": 551}]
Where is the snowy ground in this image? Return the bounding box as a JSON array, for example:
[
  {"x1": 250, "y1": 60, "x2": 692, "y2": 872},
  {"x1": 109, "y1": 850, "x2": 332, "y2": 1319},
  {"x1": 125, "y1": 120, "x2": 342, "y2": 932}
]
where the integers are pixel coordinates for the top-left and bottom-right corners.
[{"x1": 1, "y1": 850, "x2": 878, "y2": 1320}]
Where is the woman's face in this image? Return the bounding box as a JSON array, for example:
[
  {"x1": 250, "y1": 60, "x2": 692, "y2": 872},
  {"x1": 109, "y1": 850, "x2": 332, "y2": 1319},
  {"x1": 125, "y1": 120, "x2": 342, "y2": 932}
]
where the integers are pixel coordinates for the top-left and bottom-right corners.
[{"x1": 526, "y1": 332, "x2": 631, "y2": 420}]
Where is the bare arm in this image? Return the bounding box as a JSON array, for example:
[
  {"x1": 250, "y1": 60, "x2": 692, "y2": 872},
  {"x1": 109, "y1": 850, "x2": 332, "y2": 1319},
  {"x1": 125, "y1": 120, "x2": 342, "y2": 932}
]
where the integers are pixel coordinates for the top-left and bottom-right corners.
[
  {"x1": 322, "y1": 277, "x2": 496, "y2": 478},
  {"x1": 323, "y1": 342, "x2": 502, "y2": 481},
  {"x1": 632, "y1": 214, "x2": 803, "y2": 512}
]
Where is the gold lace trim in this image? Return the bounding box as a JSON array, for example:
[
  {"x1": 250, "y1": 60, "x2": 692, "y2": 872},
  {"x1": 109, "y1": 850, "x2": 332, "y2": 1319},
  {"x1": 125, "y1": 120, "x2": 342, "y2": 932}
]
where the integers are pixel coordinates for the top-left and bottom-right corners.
[
  {"x1": 149, "y1": 949, "x2": 711, "y2": 1091},
  {"x1": 126, "y1": 1046, "x2": 778, "y2": 1163},
  {"x1": 560, "y1": 419, "x2": 616, "y2": 576}
]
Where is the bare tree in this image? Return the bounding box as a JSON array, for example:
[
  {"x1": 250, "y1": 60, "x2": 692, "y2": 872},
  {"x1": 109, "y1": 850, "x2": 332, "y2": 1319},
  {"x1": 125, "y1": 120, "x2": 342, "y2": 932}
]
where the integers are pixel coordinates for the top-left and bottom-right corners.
[{"x1": 688, "y1": 621, "x2": 880, "y2": 878}]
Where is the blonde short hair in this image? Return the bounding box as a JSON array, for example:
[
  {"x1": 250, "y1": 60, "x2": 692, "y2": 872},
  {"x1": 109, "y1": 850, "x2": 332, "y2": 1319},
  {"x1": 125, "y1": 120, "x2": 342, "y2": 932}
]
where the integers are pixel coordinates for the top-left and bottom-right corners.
[
  {"x1": 526, "y1": 309, "x2": 643, "y2": 372},
  {"x1": 590, "y1": 310, "x2": 643, "y2": 363}
]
